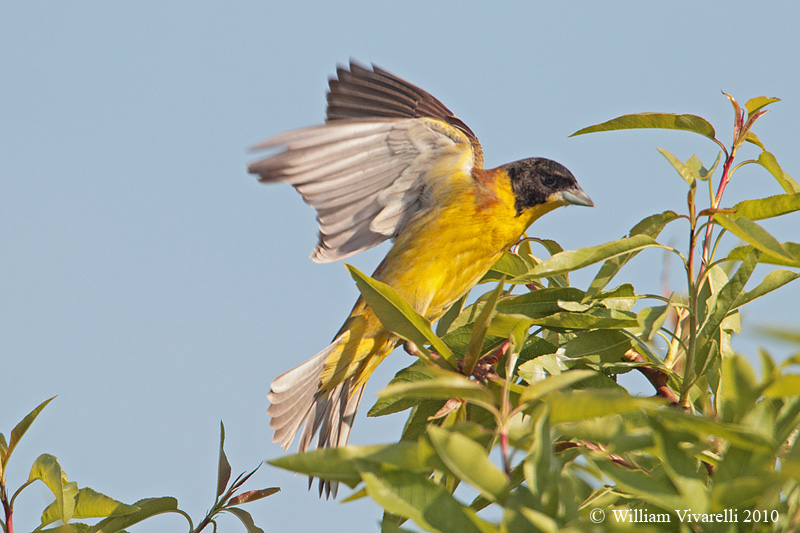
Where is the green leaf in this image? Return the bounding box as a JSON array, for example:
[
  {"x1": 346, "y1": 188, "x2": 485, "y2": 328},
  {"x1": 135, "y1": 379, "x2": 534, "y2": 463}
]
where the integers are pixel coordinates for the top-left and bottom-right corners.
[
  {"x1": 4, "y1": 397, "x2": 55, "y2": 470},
  {"x1": 482, "y1": 253, "x2": 531, "y2": 282},
  {"x1": 745, "y1": 96, "x2": 781, "y2": 116},
  {"x1": 724, "y1": 92, "x2": 743, "y2": 128},
  {"x1": 764, "y1": 375, "x2": 800, "y2": 397},
  {"x1": 347, "y1": 265, "x2": 455, "y2": 368},
  {"x1": 427, "y1": 427, "x2": 508, "y2": 502},
  {"x1": 268, "y1": 448, "x2": 369, "y2": 488},
  {"x1": 688, "y1": 152, "x2": 721, "y2": 181},
  {"x1": 637, "y1": 305, "x2": 670, "y2": 342},
  {"x1": 497, "y1": 287, "x2": 584, "y2": 317},
  {"x1": 72, "y1": 488, "x2": 138, "y2": 519},
  {"x1": 589, "y1": 457, "x2": 684, "y2": 510},
  {"x1": 369, "y1": 362, "x2": 441, "y2": 417},
  {"x1": 485, "y1": 313, "x2": 534, "y2": 341},
  {"x1": 269, "y1": 442, "x2": 435, "y2": 486},
  {"x1": 88, "y1": 497, "x2": 182, "y2": 533},
  {"x1": 507, "y1": 317, "x2": 535, "y2": 354},
  {"x1": 518, "y1": 370, "x2": 596, "y2": 405},
  {"x1": 694, "y1": 251, "x2": 759, "y2": 377},
  {"x1": 361, "y1": 468, "x2": 496, "y2": 533},
  {"x1": 378, "y1": 375, "x2": 497, "y2": 415},
  {"x1": 656, "y1": 410, "x2": 773, "y2": 452},
  {"x1": 216, "y1": 421, "x2": 232, "y2": 498},
  {"x1": 228, "y1": 487, "x2": 280, "y2": 506},
  {"x1": 506, "y1": 505, "x2": 559, "y2": 532},
  {"x1": 39, "y1": 525, "x2": 91, "y2": 533},
  {"x1": 545, "y1": 390, "x2": 662, "y2": 424},
  {"x1": 696, "y1": 264, "x2": 728, "y2": 328},
  {"x1": 711, "y1": 475, "x2": 786, "y2": 510},
  {"x1": 559, "y1": 330, "x2": 634, "y2": 365},
  {"x1": 531, "y1": 238, "x2": 564, "y2": 257},
  {"x1": 650, "y1": 420, "x2": 709, "y2": 513},
  {"x1": 571, "y1": 112, "x2": 716, "y2": 140},
  {"x1": 717, "y1": 353, "x2": 760, "y2": 424},
  {"x1": 731, "y1": 269, "x2": 800, "y2": 310},
  {"x1": 745, "y1": 131, "x2": 765, "y2": 150},
  {"x1": 524, "y1": 235, "x2": 661, "y2": 279},
  {"x1": 436, "y1": 292, "x2": 468, "y2": 337},
  {"x1": 757, "y1": 151, "x2": 800, "y2": 194},
  {"x1": 530, "y1": 309, "x2": 638, "y2": 330},
  {"x1": 463, "y1": 281, "x2": 504, "y2": 376},
  {"x1": 712, "y1": 214, "x2": 795, "y2": 261},
  {"x1": 629, "y1": 210, "x2": 682, "y2": 238},
  {"x1": 40, "y1": 481, "x2": 78, "y2": 527},
  {"x1": 380, "y1": 512, "x2": 414, "y2": 533},
  {"x1": 29, "y1": 454, "x2": 77, "y2": 525},
  {"x1": 224, "y1": 507, "x2": 265, "y2": 533},
  {"x1": 401, "y1": 401, "x2": 449, "y2": 441},
  {"x1": 523, "y1": 407, "x2": 559, "y2": 515},
  {"x1": 732, "y1": 193, "x2": 800, "y2": 221},
  {"x1": 727, "y1": 242, "x2": 800, "y2": 267},
  {"x1": 517, "y1": 351, "x2": 561, "y2": 385},
  {"x1": 557, "y1": 417, "x2": 631, "y2": 446},
  {"x1": 658, "y1": 148, "x2": 698, "y2": 186},
  {"x1": 586, "y1": 211, "x2": 680, "y2": 297}
]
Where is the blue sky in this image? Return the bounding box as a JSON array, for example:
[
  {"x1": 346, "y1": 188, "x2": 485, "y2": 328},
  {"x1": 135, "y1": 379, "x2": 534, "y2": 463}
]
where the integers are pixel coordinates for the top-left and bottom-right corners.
[{"x1": 2, "y1": 2, "x2": 799, "y2": 531}]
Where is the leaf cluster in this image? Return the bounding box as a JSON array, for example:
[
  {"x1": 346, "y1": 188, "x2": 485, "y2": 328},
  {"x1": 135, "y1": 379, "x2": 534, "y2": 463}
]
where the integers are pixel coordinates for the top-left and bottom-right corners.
[
  {"x1": 271, "y1": 94, "x2": 800, "y2": 532},
  {"x1": 0, "y1": 406, "x2": 277, "y2": 533}
]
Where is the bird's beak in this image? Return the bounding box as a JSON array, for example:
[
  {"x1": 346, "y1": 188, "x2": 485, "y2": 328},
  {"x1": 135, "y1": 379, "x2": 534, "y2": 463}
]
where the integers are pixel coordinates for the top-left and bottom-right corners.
[{"x1": 558, "y1": 186, "x2": 594, "y2": 207}]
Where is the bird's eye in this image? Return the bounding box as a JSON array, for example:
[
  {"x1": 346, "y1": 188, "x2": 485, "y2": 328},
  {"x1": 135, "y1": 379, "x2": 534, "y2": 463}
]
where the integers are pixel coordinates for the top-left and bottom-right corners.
[{"x1": 542, "y1": 175, "x2": 557, "y2": 187}]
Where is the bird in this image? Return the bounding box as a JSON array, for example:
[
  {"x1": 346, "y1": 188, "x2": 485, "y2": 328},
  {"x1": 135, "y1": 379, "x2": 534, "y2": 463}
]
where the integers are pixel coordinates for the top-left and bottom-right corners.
[{"x1": 248, "y1": 61, "x2": 593, "y2": 487}]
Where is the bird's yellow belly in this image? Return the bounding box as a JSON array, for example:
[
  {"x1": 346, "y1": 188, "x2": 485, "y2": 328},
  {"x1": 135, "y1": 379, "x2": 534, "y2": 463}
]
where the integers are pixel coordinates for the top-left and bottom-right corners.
[{"x1": 377, "y1": 173, "x2": 539, "y2": 321}]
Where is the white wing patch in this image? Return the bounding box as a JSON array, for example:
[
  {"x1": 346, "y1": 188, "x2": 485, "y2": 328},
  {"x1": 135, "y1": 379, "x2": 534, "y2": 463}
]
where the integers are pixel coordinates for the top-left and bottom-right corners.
[{"x1": 249, "y1": 118, "x2": 474, "y2": 262}]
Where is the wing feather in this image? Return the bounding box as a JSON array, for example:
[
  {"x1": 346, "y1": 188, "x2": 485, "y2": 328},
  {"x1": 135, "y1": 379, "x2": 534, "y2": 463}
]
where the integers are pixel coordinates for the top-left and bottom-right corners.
[{"x1": 249, "y1": 62, "x2": 481, "y2": 263}]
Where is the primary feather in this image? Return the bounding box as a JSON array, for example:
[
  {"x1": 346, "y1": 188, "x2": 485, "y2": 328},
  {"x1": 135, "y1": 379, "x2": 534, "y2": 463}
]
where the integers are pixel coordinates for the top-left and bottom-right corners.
[{"x1": 249, "y1": 117, "x2": 474, "y2": 262}]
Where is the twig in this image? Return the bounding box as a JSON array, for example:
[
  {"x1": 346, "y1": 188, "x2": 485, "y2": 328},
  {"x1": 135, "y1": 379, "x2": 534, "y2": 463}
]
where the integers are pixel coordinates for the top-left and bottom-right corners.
[
  {"x1": 1, "y1": 490, "x2": 12, "y2": 533},
  {"x1": 554, "y1": 440, "x2": 649, "y2": 473},
  {"x1": 623, "y1": 349, "x2": 680, "y2": 406}
]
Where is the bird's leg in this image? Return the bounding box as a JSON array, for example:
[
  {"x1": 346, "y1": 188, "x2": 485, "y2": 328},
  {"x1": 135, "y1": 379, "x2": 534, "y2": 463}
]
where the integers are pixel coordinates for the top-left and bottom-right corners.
[
  {"x1": 465, "y1": 340, "x2": 510, "y2": 383},
  {"x1": 404, "y1": 339, "x2": 508, "y2": 383},
  {"x1": 403, "y1": 340, "x2": 418, "y2": 356},
  {"x1": 403, "y1": 340, "x2": 441, "y2": 361}
]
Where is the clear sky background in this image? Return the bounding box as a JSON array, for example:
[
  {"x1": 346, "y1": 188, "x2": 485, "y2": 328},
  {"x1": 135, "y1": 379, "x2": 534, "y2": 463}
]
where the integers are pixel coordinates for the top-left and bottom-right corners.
[{"x1": 2, "y1": 2, "x2": 799, "y2": 532}]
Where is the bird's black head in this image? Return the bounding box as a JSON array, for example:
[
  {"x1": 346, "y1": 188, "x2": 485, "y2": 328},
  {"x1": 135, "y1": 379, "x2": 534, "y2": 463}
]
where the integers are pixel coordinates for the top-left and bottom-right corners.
[{"x1": 505, "y1": 157, "x2": 593, "y2": 214}]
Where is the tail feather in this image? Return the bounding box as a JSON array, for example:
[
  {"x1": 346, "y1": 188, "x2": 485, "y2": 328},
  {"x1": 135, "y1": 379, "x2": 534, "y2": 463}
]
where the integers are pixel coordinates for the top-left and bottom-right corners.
[
  {"x1": 301, "y1": 378, "x2": 366, "y2": 498},
  {"x1": 267, "y1": 335, "x2": 368, "y2": 498},
  {"x1": 267, "y1": 341, "x2": 335, "y2": 449}
]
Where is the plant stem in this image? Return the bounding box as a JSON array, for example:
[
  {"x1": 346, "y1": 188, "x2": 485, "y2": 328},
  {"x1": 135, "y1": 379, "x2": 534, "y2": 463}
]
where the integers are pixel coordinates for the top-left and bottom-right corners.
[
  {"x1": 700, "y1": 148, "x2": 736, "y2": 272},
  {"x1": 192, "y1": 514, "x2": 213, "y2": 533},
  {"x1": 499, "y1": 343, "x2": 518, "y2": 478},
  {"x1": 623, "y1": 350, "x2": 679, "y2": 405},
  {"x1": 681, "y1": 206, "x2": 699, "y2": 406},
  {"x1": 2, "y1": 495, "x2": 11, "y2": 533}
]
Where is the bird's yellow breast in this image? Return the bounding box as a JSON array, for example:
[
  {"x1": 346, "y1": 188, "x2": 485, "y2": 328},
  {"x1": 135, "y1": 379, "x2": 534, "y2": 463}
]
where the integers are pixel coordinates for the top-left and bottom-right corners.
[{"x1": 376, "y1": 164, "x2": 556, "y2": 322}]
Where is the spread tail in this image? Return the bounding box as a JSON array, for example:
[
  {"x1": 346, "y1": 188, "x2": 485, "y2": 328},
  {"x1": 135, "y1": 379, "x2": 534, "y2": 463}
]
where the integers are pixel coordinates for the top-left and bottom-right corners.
[{"x1": 267, "y1": 336, "x2": 365, "y2": 497}]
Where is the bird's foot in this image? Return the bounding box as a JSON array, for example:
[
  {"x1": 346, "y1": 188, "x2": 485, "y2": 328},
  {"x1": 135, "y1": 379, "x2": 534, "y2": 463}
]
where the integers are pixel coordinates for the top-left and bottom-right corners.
[{"x1": 459, "y1": 340, "x2": 510, "y2": 383}]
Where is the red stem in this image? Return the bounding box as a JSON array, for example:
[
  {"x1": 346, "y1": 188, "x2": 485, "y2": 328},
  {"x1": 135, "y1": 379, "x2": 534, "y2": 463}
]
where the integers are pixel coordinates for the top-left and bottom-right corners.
[
  {"x1": 624, "y1": 350, "x2": 680, "y2": 406},
  {"x1": 699, "y1": 133, "x2": 738, "y2": 273},
  {"x1": 500, "y1": 430, "x2": 511, "y2": 477},
  {"x1": 2, "y1": 498, "x2": 12, "y2": 533}
]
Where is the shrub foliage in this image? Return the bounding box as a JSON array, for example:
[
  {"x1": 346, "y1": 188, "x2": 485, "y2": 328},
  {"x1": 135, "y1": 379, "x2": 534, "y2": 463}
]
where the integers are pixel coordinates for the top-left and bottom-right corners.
[{"x1": 270, "y1": 94, "x2": 800, "y2": 532}]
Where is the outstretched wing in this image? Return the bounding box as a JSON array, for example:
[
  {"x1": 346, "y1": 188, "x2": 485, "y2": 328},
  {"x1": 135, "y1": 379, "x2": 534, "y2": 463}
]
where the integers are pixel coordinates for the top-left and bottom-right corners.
[
  {"x1": 326, "y1": 62, "x2": 483, "y2": 165},
  {"x1": 248, "y1": 62, "x2": 482, "y2": 263}
]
